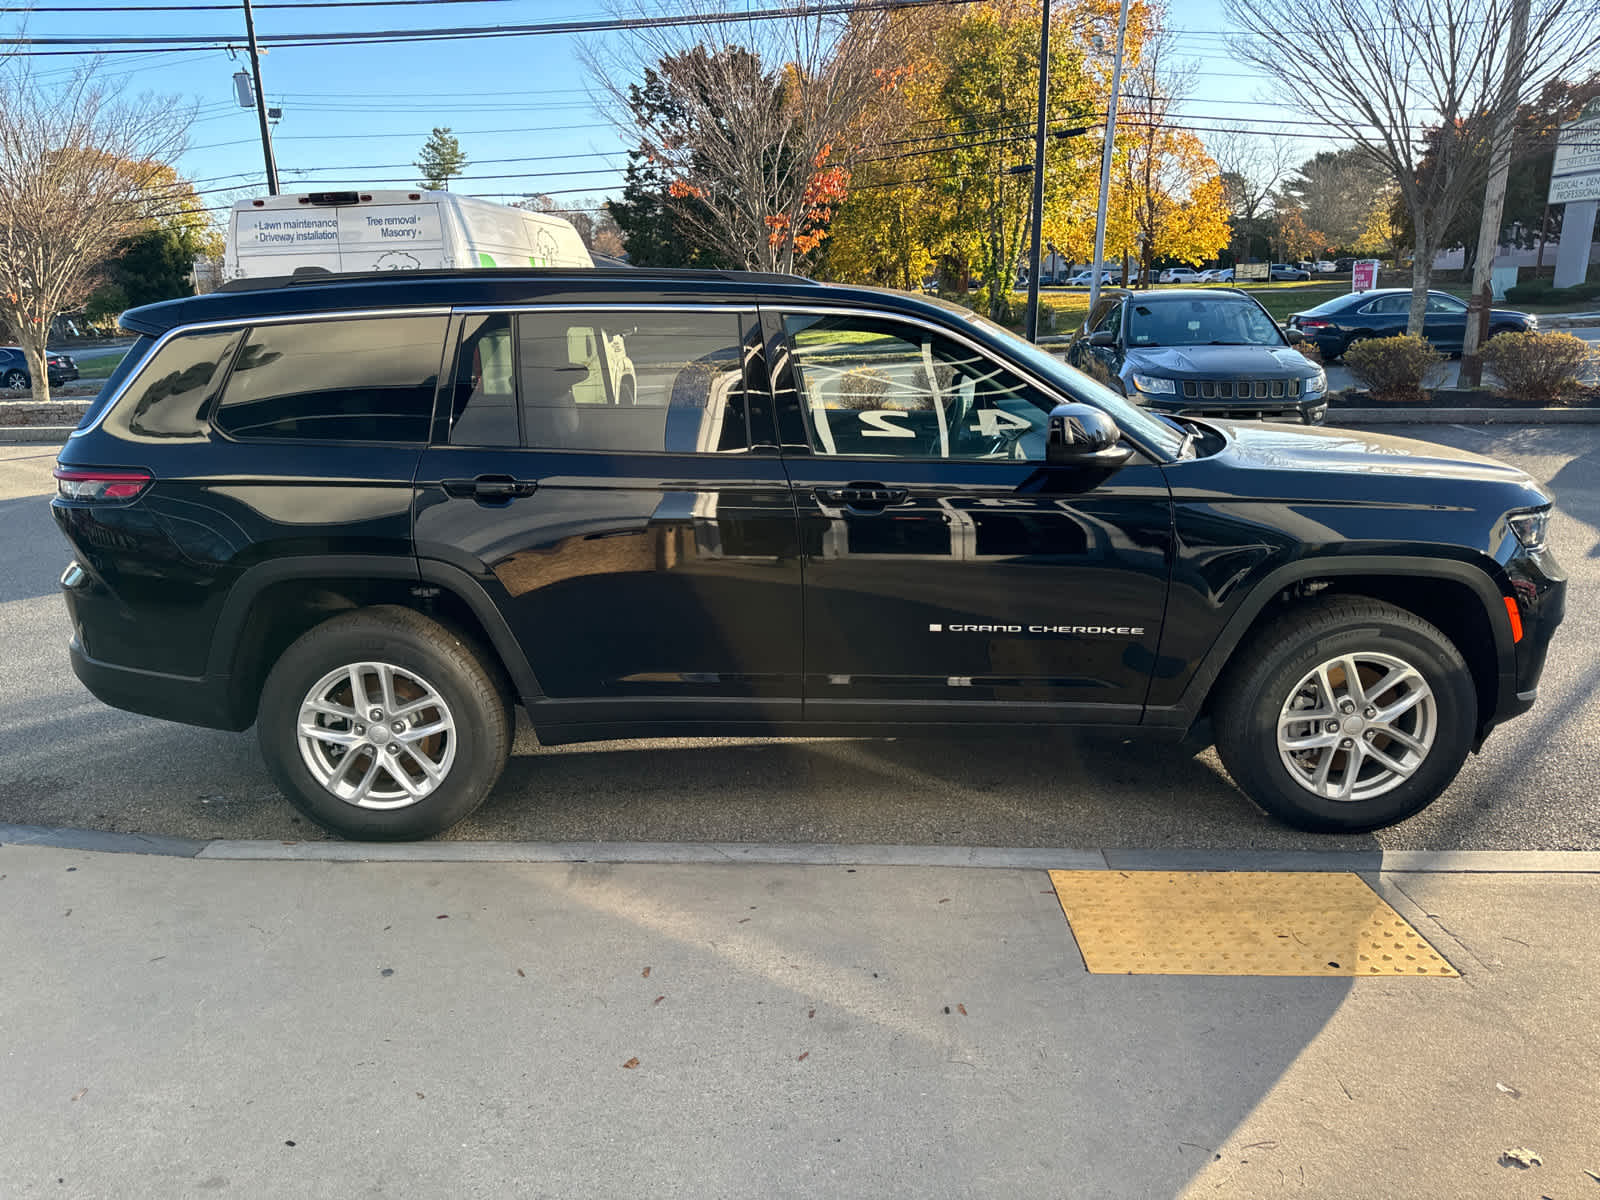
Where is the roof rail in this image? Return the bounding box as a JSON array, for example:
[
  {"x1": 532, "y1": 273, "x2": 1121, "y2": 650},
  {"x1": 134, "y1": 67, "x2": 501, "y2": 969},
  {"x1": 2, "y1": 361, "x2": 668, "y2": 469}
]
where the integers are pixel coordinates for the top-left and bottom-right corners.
[{"x1": 214, "y1": 266, "x2": 822, "y2": 293}]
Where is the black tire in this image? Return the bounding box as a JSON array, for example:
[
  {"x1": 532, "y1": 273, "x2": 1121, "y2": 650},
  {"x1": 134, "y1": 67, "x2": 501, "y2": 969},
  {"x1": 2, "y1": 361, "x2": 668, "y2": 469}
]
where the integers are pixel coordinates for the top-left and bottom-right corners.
[
  {"x1": 1213, "y1": 597, "x2": 1477, "y2": 833},
  {"x1": 256, "y1": 605, "x2": 513, "y2": 840},
  {"x1": 2, "y1": 369, "x2": 26, "y2": 389}
]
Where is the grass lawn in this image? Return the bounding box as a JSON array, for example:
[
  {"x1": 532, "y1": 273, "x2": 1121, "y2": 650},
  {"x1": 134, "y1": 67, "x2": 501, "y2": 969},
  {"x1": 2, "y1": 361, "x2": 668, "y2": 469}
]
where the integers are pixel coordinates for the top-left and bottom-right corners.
[{"x1": 74, "y1": 354, "x2": 125, "y2": 381}]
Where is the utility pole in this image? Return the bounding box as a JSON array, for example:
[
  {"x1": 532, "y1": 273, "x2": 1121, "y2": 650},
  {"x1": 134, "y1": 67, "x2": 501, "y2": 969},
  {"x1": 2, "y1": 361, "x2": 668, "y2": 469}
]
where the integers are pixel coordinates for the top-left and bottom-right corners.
[
  {"x1": 242, "y1": 0, "x2": 280, "y2": 195},
  {"x1": 1459, "y1": 0, "x2": 1530, "y2": 389},
  {"x1": 1023, "y1": 0, "x2": 1050, "y2": 342},
  {"x1": 1089, "y1": 0, "x2": 1132, "y2": 316}
]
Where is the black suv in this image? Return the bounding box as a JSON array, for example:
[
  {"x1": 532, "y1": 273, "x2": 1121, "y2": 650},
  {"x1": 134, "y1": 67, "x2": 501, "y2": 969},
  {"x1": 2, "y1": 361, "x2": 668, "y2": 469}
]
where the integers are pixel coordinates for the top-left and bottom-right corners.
[
  {"x1": 52, "y1": 269, "x2": 1564, "y2": 839},
  {"x1": 1068, "y1": 288, "x2": 1328, "y2": 423}
]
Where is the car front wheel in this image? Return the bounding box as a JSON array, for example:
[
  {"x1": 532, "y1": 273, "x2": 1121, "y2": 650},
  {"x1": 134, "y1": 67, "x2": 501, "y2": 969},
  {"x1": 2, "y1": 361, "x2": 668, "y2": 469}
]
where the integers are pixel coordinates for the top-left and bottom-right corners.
[
  {"x1": 257, "y1": 606, "x2": 513, "y2": 840},
  {"x1": 1214, "y1": 597, "x2": 1476, "y2": 832}
]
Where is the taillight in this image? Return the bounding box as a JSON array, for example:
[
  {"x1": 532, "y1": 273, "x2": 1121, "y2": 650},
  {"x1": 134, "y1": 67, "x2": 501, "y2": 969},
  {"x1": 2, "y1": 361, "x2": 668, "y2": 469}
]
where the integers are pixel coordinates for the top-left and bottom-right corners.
[
  {"x1": 53, "y1": 466, "x2": 153, "y2": 502},
  {"x1": 1298, "y1": 319, "x2": 1333, "y2": 330}
]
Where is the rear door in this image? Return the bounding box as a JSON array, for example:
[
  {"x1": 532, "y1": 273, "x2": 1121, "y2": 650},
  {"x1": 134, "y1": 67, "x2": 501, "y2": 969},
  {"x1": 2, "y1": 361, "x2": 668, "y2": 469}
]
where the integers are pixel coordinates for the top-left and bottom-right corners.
[
  {"x1": 767, "y1": 306, "x2": 1173, "y2": 725},
  {"x1": 413, "y1": 304, "x2": 803, "y2": 729}
]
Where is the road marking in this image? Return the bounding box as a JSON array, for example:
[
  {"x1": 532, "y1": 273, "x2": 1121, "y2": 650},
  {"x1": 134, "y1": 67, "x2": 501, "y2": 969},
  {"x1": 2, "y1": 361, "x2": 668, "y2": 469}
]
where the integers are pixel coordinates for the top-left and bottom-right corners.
[{"x1": 1049, "y1": 869, "x2": 1457, "y2": 977}]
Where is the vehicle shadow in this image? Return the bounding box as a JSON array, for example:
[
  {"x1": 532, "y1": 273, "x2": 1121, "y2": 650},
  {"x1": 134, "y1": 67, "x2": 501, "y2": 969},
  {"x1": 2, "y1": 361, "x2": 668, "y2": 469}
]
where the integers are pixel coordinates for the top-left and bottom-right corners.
[{"x1": 477, "y1": 725, "x2": 1387, "y2": 852}]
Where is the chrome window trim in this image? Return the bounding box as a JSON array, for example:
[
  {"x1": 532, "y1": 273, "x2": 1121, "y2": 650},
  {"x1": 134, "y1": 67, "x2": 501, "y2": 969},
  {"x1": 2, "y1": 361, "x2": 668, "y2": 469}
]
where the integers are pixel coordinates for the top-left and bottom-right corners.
[
  {"x1": 451, "y1": 303, "x2": 755, "y2": 315},
  {"x1": 69, "y1": 306, "x2": 453, "y2": 439},
  {"x1": 770, "y1": 302, "x2": 1174, "y2": 463}
]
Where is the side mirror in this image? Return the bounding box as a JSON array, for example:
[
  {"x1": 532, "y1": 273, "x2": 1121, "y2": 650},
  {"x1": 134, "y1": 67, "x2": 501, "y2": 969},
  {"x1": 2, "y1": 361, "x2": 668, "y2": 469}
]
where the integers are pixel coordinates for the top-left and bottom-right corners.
[
  {"x1": 1088, "y1": 329, "x2": 1117, "y2": 348},
  {"x1": 1047, "y1": 403, "x2": 1132, "y2": 468},
  {"x1": 1283, "y1": 327, "x2": 1306, "y2": 345}
]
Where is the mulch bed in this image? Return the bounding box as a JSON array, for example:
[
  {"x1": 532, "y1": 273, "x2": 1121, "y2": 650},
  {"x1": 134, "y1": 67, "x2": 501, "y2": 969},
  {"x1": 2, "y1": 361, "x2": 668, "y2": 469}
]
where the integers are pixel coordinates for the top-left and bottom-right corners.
[{"x1": 1328, "y1": 386, "x2": 1600, "y2": 410}]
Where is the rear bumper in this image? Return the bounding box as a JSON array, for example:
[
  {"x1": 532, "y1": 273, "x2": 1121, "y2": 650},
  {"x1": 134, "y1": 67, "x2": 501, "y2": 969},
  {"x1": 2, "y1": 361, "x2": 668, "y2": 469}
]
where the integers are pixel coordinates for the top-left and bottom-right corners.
[{"x1": 68, "y1": 640, "x2": 250, "y2": 732}]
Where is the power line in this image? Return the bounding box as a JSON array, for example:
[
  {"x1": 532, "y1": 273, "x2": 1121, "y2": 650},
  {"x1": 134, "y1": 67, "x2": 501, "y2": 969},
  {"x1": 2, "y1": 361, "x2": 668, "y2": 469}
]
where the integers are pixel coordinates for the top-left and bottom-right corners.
[{"x1": 0, "y1": 0, "x2": 978, "y2": 50}]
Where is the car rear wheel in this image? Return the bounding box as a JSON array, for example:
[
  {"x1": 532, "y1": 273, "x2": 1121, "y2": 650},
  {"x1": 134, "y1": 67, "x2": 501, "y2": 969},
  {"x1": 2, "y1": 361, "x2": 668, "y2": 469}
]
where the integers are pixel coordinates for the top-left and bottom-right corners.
[
  {"x1": 257, "y1": 605, "x2": 513, "y2": 840},
  {"x1": 2, "y1": 369, "x2": 26, "y2": 389},
  {"x1": 1213, "y1": 597, "x2": 1476, "y2": 832}
]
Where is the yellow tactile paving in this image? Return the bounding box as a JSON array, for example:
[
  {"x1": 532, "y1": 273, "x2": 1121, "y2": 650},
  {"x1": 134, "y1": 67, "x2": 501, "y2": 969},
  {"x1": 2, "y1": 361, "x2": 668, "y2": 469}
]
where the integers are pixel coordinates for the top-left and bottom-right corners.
[{"x1": 1048, "y1": 870, "x2": 1458, "y2": 978}]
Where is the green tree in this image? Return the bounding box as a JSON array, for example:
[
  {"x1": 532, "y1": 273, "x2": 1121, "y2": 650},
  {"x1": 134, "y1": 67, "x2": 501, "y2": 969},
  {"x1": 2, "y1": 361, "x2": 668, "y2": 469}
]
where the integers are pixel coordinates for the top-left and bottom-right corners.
[{"x1": 415, "y1": 127, "x2": 469, "y2": 191}]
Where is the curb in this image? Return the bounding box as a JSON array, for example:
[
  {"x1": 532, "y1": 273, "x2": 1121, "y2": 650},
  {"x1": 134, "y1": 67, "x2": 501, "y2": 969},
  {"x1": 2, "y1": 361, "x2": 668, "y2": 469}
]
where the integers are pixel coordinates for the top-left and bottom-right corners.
[
  {"x1": 4, "y1": 823, "x2": 1599, "y2": 873},
  {"x1": 1330, "y1": 407, "x2": 1600, "y2": 424},
  {"x1": 0, "y1": 426, "x2": 73, "y2": 444}
]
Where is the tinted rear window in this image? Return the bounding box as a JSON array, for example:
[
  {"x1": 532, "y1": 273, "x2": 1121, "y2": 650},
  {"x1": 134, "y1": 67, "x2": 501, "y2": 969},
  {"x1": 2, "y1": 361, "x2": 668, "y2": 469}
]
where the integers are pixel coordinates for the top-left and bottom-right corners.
[
  {"x1": 77, "y1": 335, "x2": 155, "y2": 430},
  {"x1": 214, "y1": 315, "x2": 447, "y2": 442},
  {"x1": 1298, "y1": 295, "x2": 1361, "y2": 317}
]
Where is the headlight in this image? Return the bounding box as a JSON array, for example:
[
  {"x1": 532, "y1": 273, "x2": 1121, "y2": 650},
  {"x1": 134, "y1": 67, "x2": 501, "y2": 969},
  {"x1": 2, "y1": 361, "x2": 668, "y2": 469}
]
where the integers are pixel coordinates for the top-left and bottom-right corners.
[
  {"x1": 1303, "y1": 367, "x2": 1327, "y2": 396},
  {"x1": 1508, "y1": 508, "x2": 1550, "y2": 553},
  {"x1": 1130, "y1": 373, "x2": 1176, "y2": 395}
]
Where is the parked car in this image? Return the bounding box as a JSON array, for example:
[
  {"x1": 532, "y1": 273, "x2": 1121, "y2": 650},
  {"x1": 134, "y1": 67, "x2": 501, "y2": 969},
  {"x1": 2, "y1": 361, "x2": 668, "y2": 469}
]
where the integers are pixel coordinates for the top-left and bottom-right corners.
[
  {"x1": 1, "y1": 346, "x2": 79, "y2": 389},
  {"x1": 1067, "y1": 288, "x2": 1328, "y2": 424},
  {"x1": 1286, "y1": 289, "x2": 1538, "y2": 359},
  {"x1": 1068, "y1": 269, "x2": 1119, "y2": 287},
  {"x1": 1197, "y1": 267, "x2": 1234, "y2": 283},
  {"x1": 1333, "y1": 258, "x2": 1356, "y2": 272},
  {"x1": 52, "y1": 266, "x2": 1562, "y2": 839},
  {"x1": 1269, "y1": 263, "x2": 1312, "y2": 282},
  {"x1": 1314, "y1": 260, "x2": 1337, "y2": 273},
  {"x1": 1157, "y1": 267, "x2": 1204, "y2": 284}
]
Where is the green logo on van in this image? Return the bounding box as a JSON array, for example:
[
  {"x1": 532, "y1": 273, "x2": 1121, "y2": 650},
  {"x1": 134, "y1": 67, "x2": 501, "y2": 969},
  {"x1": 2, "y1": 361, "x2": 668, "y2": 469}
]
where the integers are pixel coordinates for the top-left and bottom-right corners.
[{"x1": 478, "y1": 252, "x2": 497, "y2": 267}]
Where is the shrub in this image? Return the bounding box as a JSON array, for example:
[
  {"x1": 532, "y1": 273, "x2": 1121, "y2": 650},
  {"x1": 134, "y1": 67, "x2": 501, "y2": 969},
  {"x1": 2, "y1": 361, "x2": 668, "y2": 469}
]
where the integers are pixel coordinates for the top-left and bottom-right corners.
[
  {"x1": 1504, "y1": 279, "x2": 1600, "y2": 305},
  {"x1": 1342, "y1": 334, "x2": 1446, "y2": 403},
  {"x1": 834, "y1": 366, "x2": 893, "y2": 410},
  {"x1": 1482, "y1": 330, "x2": 1597, "y2": 405}
]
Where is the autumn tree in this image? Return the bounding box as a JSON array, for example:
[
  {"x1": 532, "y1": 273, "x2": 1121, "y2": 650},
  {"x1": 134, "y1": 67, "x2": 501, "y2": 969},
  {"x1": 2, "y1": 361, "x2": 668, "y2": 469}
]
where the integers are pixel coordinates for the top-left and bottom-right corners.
[
  {"x1": 1281, "y1": 147, "x2": 1391, "y2": 251},
  {"x1": 1225, "y1": 0, "x2": 1600, "y2": 335},
  {"x1": 589, "y1": 2, "x2": 905, "y2": 273},
  {"x1": 415, "y1": 127, "x2": 468, "y2": 190},
  {"x1": 1112, "y1": 31, "x2": 1230, "y2": 285},
  {"x1": 0, "y1": 63, "x2": 194, "y2": 402}
]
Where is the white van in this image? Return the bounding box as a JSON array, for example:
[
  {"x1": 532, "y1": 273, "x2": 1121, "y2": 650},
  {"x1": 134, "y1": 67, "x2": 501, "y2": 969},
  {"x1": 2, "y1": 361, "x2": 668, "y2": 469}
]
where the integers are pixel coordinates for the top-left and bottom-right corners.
[{"x1": 224, "y1": 189, "x2": 593, "y2": 280}]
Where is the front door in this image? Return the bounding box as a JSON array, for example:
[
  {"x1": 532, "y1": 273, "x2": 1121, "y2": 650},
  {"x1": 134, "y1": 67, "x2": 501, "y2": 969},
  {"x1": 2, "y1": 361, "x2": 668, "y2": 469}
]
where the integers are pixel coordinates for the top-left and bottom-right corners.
[
  {"x1": 768, "y1": 307, "x2": 1173, "y2": 725},
  {"x1": 413, "y1": 305, "x2": 803, "y2": 728},
  {"x1": 1422, "y1": 292, "x2": 1470, "y2": 352}
]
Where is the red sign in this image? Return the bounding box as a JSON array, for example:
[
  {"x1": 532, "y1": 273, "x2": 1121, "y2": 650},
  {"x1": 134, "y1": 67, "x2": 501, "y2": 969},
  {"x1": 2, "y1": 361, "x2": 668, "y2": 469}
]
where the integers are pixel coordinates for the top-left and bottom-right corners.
[{"x1": 1352, "y1": 260, "x2": 1380, "y2": 292}]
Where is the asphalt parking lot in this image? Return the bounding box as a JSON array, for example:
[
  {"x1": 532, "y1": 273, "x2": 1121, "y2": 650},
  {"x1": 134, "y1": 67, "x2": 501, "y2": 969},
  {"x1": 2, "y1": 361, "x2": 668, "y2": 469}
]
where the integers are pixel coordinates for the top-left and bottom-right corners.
[{"x1": 2, "y1": 423, "x2": 1596, "y2": 850}]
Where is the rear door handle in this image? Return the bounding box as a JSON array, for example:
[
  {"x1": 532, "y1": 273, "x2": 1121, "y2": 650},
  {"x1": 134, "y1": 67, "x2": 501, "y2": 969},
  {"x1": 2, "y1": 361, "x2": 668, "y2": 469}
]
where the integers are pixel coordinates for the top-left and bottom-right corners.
[{"x1": 442, "y1": 474, "x2": 537, "y2": 502}]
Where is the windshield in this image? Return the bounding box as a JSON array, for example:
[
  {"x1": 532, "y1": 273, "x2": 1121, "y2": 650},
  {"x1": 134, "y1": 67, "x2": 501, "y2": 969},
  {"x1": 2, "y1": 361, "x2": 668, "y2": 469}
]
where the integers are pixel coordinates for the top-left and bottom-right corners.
[
  {"x1": 919, "y1": 296, "x2": 1186, "y2": 459},
  {"x1": 1126, "y1": 297, "x2": 1285, "y2": 348}
]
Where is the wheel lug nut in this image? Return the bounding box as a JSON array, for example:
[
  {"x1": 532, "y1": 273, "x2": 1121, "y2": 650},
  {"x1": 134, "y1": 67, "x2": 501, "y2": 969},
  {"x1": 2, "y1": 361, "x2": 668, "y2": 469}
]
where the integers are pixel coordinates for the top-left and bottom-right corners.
[
  {"x1": 386, "y1": 744, "x2": 400, "y2": 755},
  {"x1": 370, "y1": 708, "x2": 383, "y2": 720},
  {"x1": 391, "y1": 721, "x2": 404, "y2": 733},
  {"x1": 1364, "y1": 707, "x2": 1376, "y2": 718},
  {"x1": 1340, "y1": 738, "x2": 1353, "y2": 749},
  {"x1": 1326, "y1": 721, "x2": 1339, "y2": 734},
  {"x1": 1363, "y1": 730, "x2": 1375, "y2": 740},
  {"x1": 354, "y1": 724, "x2": 365, "y2": 735},
  {"x1": 1339, "y1": 700, "x2": 1355, "y2": 713}
]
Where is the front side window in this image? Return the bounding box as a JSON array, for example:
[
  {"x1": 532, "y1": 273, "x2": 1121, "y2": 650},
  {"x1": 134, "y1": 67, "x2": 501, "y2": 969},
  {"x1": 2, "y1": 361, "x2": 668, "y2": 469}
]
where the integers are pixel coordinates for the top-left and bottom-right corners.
[
  {"x1": 516, "y1": 310, "x2": 750, "y2": 454},
  {"x1": 1425, "y1": 294, "x2": 1467, "y2": 315},
  {"x1": 213, "y1": 315, "x2": 447, "y2": 442},
  {"x1": 784, "y1": 313, "x2": 1052, "y2": 462}
]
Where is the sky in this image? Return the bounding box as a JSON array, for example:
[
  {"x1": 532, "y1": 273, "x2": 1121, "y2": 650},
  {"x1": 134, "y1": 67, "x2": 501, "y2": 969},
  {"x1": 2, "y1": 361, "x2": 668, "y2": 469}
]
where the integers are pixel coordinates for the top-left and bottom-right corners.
[{"x1": 1, "y1": 0, "x2": 1334, "y2": 232}]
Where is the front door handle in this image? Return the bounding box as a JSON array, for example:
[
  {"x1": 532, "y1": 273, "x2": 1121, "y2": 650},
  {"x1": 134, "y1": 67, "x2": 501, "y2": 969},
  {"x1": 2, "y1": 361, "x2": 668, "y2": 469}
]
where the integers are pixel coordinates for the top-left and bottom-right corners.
[
  {"x1": 815, "y1": 484, "x2": 908, "y2": 511},
  {"x1": 442, "y1": 474, "x2": 538, "y2": 502}
]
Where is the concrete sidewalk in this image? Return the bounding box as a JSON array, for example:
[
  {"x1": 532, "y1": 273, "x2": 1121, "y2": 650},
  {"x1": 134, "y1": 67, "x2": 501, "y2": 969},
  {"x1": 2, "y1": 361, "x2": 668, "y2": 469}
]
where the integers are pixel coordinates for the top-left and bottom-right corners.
[{"x1": 2, "y1": 842, "x2": 1596, "y2": 1198}]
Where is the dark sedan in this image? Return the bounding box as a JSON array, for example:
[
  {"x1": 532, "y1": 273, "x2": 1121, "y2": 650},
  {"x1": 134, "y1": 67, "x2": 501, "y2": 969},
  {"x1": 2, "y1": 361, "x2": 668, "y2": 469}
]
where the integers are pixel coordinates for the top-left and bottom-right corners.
[
  {"x1": 1287, "y1": 289, "x2": 1537, "y2": 359},
  {"x1": 1067, "y1": 288, "x2": 1327, "y2": 423},
  {"x1": 0, "y1": 346, "x2": 79, "y2": 390}
]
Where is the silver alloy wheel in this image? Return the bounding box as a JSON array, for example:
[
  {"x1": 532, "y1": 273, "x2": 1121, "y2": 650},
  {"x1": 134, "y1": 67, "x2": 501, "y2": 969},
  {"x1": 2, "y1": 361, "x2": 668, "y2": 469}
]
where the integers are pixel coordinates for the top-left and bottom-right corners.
[
  {"x1": 3, "y1": 370, "x2": 25, "y2": 389},
  {"x1": 1276, "y1": 651, "x2": 1437, "y2": 803},
  {"x1": 296, "y1": 661, "x2": 457, "y2": 810}
]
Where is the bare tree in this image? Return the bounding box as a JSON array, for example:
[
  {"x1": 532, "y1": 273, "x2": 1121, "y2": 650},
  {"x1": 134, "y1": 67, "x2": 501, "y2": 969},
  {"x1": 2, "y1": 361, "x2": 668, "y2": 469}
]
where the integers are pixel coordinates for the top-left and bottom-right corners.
[
  {"x1": 517, "y1": 193, "x2": 626, "y2": 257},
  {"x1": 0, "y1": 63, "x2": 193, "y2": 402},
  {"x1": 1211, "y1": 128, "x2": 1295, "y2": 261},
  {"x1": 586, "y1": 1, "x2": 905, "y2": 273},
  {"x1": 1224, "y1": 0, "x2": 1600, "y2": 334}
]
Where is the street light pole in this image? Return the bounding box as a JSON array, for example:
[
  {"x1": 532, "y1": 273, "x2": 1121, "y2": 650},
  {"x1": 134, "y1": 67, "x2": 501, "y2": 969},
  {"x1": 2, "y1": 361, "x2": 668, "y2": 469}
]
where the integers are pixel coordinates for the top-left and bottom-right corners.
[
  {"x1": 242, "y1": 0, "x2": 280, "y2": 195},
  {"x1": 1023, "y1": 0, "x2": 1051, "y2": 342},
  {"x1": 1089, "y1": 0, "x2": 1132, "y2": 316}
]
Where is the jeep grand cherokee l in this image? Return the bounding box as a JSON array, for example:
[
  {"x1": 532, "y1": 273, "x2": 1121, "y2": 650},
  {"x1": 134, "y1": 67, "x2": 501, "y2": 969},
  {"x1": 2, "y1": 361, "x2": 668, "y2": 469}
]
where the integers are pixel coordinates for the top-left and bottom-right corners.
[{"x1": 52, "y1": 268, "x2": 1565, "y2": 840}]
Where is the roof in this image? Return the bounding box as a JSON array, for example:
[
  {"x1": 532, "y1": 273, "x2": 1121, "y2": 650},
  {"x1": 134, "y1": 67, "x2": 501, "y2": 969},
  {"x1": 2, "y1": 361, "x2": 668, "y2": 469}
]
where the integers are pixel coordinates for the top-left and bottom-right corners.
[{"x1": 118, "y1": 267, "x2": 940, "y2": 337}]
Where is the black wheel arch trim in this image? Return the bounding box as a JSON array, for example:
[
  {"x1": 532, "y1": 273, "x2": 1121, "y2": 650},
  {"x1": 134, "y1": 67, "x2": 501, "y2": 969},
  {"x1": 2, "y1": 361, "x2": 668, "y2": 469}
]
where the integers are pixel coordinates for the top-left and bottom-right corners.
[
  {"x1": 205, "y1": 554, "x2": 545, "y2": 710},
  {"x1": 1148, "y1": 553, "x2": 1514, "y2": 731}
]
